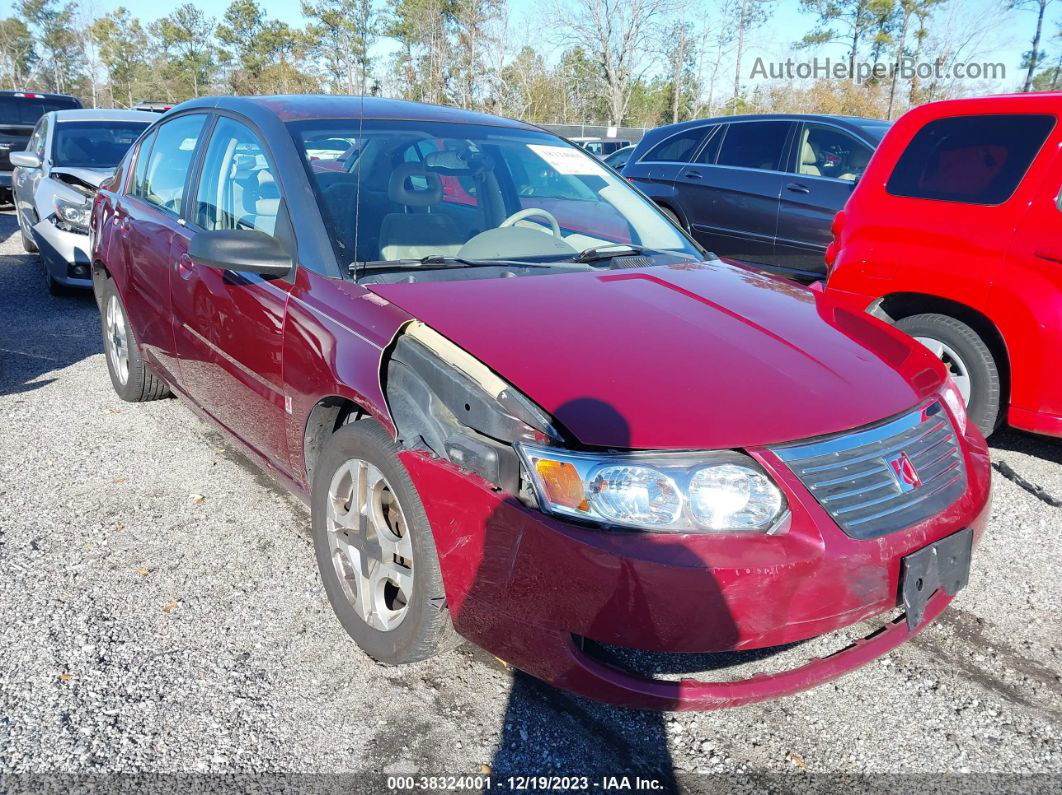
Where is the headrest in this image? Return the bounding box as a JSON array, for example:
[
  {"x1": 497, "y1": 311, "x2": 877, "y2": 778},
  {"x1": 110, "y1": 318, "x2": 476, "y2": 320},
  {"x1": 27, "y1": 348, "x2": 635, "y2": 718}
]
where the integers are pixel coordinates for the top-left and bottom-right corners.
[
  {"x1": 801, "y1": 140, "x2": 818, "y2": 165},
  {"x1": 255, "y1": 197, "x2": 280, "y2": 216},
  {"x1": 388, "y1": 162, "x2": 442, "y2": 206},
  {"x1": 848, "y1": 147, "x2": 871, "y2": 170}
]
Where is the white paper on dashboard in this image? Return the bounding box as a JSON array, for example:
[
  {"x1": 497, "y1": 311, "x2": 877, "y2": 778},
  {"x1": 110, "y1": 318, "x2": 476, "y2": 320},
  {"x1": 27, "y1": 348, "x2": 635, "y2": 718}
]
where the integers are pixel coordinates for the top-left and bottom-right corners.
[{"x1": 527, "y1": 144, "x2": 608, "y2": 176}]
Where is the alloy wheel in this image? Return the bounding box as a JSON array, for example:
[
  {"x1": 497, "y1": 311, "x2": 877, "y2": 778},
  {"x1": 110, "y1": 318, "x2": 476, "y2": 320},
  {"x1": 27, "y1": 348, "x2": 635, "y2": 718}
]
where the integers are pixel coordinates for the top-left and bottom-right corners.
[
  {"x1": 915, "y1": 335, "x2": 972, "y2": 405},
  {"x1": 105, "y1": 294, "x2": 130, "y2": 386},
  {"x1": 326, "y1": 459, "x2": 414, "y2": 631}
]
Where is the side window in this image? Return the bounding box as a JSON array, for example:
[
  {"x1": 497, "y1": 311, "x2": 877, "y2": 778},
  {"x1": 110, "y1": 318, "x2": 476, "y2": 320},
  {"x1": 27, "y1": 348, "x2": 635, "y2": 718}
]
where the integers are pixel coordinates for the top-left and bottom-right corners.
[
  {"x1": 27, "y1": 117, "x2": 46, "y2": 158},
  {"x1": 693, "y1": 125, "x2": 723, "y2": 164},
  {"x1": 715, "y1": 121, "x2": 791, "y2": 171},
  {"x1": 644, "y1": 127, "x2": 707, "y2": 163},
  {"x1": 887, "y1": 114, "x2": 1055, "y2": 205},
  {"x1": 137, "y1": 113, "x2": 207, "y2": 215},
  {"x1": 798, "y1": 123, "x2": 873, "y2": 181},
  {"x1": 193, "y1": 117, "x2": 280, "y2": 236},
  {"x1": 132, "y1": 129, "x2": 157, "y2": 197}
]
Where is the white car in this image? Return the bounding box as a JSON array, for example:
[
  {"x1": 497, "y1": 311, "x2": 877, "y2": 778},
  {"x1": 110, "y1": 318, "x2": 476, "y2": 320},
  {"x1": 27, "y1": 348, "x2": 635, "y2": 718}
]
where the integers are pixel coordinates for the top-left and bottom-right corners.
[{"x1": 11, "y1": 108, "x2": 155, "y2": 294}]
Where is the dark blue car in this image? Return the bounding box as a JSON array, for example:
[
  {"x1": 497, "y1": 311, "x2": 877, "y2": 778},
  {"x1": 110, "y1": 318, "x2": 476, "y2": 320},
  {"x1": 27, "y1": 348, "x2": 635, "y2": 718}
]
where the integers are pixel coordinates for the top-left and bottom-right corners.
[{"x1": 623, "y1": 113, "x2": 888, "y2": 279}]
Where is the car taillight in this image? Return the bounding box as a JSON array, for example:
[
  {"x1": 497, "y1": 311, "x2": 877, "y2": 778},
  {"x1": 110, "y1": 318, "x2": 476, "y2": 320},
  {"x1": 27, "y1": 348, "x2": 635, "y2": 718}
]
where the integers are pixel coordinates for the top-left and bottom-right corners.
[
  {"x1": 14, "y1": 92, "x2": 44, "y2": 99},
  {"x1": 824, "y1": 210, "x2": 845, "y2": 273}
]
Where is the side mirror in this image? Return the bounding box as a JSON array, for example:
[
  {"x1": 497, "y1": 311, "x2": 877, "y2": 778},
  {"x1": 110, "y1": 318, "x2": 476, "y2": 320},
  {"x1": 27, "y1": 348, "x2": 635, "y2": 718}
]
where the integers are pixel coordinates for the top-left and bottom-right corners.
[
  {"x1": 188, "y1": 229, "x2": 292, "y2": 278},
  {"x1": 10, "y1": 150, "x2": 41, "y2": 169}
]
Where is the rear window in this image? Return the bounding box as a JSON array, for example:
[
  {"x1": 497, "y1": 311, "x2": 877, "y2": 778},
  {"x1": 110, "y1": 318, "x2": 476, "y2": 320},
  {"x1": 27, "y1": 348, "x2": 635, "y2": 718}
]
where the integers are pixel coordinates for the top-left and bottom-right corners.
[
  {"x1": 0, "y1": 96, "x2": 80, "y2": 125},
  {"x1": 886, "y1": 114, "x2": 1055, "y2": 205},
  {"x1": 643, "y1": 127, "x2": 708, "y2": 163}
]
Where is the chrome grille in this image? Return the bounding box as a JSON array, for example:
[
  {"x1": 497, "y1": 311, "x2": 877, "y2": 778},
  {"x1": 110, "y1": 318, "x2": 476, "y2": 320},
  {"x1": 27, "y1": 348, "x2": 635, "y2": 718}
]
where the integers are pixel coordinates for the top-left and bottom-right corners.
[{"x1": 773, "y1": 402, "x2": 966, "y2": 539}]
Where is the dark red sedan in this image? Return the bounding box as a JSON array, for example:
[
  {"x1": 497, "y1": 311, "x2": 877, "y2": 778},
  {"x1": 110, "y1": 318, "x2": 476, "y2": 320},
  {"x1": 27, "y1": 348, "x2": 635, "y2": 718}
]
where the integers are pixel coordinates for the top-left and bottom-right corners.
[{"x1": 90, "y1": 96, "x2": 991, "y2": 710}]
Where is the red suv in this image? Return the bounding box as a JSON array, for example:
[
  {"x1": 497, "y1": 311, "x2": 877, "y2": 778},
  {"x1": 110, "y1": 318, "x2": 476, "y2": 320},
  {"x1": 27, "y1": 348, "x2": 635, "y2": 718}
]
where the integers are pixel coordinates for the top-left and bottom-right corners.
[
  {"x1": 826, "y1": 93, "x2": 1062, "y2": 438},
  {"x1": 90, "y1": 96, "x2": 990, "y2": 710}
]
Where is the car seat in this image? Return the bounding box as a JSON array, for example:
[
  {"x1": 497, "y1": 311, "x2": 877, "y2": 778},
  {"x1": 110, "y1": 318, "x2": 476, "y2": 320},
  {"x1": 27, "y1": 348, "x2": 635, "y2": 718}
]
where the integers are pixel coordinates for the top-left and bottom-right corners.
[
  {"x1": 839, "y1": 146, "x2": 871, "y2": 181},
  {"x1": 377, "y1": 162, "x2": 464, "y2": 261},
  {"x1": 800, "y1": 139, "x2": 822, "y2": 176}
]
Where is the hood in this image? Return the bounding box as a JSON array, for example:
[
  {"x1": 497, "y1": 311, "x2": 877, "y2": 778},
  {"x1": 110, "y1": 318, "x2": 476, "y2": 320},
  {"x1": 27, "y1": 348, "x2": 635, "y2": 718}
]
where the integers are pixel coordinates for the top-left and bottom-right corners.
[
  {"x1": 368, "y1": 261, "x2": 946, "y2": 450},
  {"x1": 51, "y1": 166, "x2": 112, "y2": 190}
]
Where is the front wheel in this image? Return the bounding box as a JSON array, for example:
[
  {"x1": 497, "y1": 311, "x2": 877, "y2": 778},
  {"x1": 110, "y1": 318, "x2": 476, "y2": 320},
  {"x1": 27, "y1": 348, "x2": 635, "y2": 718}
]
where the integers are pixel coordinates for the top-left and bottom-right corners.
[
  {"x1": 896, "y1": 313, "x2": 1001, "y2": 436},
  {"x1": 18, "y1": 212, "x2": 37, "y2": 253},
  {"x1": 311, "y1": 419, "x2": 459, "y2": 664}
]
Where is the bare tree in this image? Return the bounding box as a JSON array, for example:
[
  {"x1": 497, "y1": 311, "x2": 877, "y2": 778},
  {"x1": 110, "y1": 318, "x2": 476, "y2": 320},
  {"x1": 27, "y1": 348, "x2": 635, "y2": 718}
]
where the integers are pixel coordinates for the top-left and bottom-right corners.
[{"x1": 552, "y1": 0, "x2": 675, "y2": 125}]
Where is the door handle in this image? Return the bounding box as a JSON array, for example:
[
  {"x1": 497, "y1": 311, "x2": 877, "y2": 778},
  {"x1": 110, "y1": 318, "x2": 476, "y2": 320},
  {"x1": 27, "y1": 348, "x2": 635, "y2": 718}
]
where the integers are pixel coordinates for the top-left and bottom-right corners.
[
  {"x1": 786, "y1": 182, "x2": 811, "y2": 194},
  {"x1": 682, "y1": 170, "x2": 703, "y2": 179},
  {"x1": 175, "y1": 254, "x2": 195, "y2": 280},
  {"x1": 1035, "y1": 248, "x2": 1062, "y2": 264}
]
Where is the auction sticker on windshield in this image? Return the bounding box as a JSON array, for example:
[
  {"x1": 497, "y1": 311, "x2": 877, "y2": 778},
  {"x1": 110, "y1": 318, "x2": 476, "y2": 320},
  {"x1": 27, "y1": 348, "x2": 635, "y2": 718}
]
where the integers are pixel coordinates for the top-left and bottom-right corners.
[{"x1": 528, "y1": 144, "x2": 607, "y2": 176}]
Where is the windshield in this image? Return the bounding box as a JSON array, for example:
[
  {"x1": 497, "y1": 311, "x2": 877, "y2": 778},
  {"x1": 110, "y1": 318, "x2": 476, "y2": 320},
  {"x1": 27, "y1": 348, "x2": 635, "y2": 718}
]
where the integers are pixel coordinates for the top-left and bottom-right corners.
[
  {"x1": 0, "y1": 96, "x2": 79, "y2": 126},
  {"x1": 52, "y1": 121, "x2": 149, "y2": 169},
  {"x1": 289, "y1": 119, "x2": 700, "y2": 278}
]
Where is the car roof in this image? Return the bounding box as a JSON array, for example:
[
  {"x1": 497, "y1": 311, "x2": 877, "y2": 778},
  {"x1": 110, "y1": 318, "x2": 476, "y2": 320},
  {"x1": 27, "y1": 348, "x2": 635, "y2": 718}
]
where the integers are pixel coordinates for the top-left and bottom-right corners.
[
  {"x1": 0, "y1": 90, "x2": 79, "y2": 100},
  {"x1": 50, "y1": 108, "x2": 159, "y2": 123},
  {"x1": 644, "y1": 112, "x2": 886, "y2": 138},
  {"x1": 171, "y1": 95, "x2": 540, "y2": 131},
  {"x1": 912, "y1": 91, "x2": 1062, "y2": 115}
]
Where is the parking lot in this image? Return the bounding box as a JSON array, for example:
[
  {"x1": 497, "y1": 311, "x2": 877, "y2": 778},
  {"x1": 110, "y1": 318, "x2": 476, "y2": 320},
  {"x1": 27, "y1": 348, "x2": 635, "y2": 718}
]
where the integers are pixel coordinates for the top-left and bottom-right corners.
[{"x1": 0, "y1": 206, "x2": 1060, "y2": 786}]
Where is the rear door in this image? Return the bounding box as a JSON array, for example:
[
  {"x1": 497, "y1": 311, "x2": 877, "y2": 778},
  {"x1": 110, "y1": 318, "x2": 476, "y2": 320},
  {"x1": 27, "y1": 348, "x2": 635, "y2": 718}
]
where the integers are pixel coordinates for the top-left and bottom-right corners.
[
  {"x1": 173, "y1": 114, "x2": 293, "y2": 464},
  {"x1": 775, "y1": 122, "x2": 875, "y2": 279},
  {"x1": 117, "y1": 113, "x2": 209, "y2": 380},
  {"x1": 676, "y1": 120, "x2": 794, "y2": 264}
]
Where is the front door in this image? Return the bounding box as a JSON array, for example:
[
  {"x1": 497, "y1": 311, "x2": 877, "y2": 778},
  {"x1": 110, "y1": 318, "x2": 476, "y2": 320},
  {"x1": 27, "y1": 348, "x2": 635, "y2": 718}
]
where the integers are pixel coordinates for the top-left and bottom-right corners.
[
  {"x1": 171, "y1": 115, "x2": 292, "y2": 467},
  {"x1": 677, "y1": 120, "x2": 793, "y2": 266},
  {"x1": 119, "y1": 114, "x2": 209, "y2": 380},
  {"x1": 774, "y1": 122, "x2": 874, "y2": 279}
]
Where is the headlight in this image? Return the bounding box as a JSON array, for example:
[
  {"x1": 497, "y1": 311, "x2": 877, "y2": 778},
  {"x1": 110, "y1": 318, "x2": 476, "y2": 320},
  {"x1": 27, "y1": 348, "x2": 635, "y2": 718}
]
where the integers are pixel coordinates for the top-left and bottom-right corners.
[
  {"x1": 53, "y1": 194, "x2": 91, "y2": 233},
  {"x1": 940, "y1": 376, "x2": 968, "y2": 436},
  {"x1": 517, "y1": 444, "x2": 787, "y2": 533}
]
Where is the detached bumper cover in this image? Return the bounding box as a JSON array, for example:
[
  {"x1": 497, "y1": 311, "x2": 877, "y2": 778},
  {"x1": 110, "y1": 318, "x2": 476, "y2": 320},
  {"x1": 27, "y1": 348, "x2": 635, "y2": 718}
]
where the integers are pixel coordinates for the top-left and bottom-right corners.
[
  {"x1": 401, "y1": 421, "x2": 991, "y2": 710},
  {"x1": 32, "y1": 218, "x2": 91, "y2": 287}
]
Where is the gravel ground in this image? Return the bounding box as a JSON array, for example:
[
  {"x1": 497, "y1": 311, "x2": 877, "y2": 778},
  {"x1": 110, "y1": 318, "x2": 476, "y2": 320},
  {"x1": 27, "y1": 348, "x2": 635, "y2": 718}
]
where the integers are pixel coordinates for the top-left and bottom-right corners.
[{"x1": 0, "y1": 208, "x2": 1060, "y2": 791}]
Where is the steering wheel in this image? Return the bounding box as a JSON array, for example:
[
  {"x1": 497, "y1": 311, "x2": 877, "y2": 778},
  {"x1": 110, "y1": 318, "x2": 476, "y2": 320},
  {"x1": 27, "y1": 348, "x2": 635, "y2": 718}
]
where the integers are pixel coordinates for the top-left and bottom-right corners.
[{"x1": 500, "y1": 208, "x2": 562, "y2": 238}]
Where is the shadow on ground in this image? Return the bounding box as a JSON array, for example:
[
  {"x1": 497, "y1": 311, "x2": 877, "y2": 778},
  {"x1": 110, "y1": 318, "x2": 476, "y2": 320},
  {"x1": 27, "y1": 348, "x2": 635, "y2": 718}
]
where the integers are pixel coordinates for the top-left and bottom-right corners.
[{"x1": 0, "y1": 210, "x2": 99, "y2": 396}]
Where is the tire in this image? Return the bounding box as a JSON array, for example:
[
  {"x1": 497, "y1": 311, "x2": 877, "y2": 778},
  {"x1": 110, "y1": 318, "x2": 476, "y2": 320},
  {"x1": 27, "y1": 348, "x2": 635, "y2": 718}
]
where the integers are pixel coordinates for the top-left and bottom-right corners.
[
  {"x1": 97, "y1": 277, "x2": 171, "y2": 402},
  {"x1": 18, "y1": 213, "x2": 37, "y2": 253},
  {"x1": 45, "y1": 271, "x2": 69, "y2": 296},
  {"x1": 311, "y1": 419, "x2": 459, "y2": 665},
  {"x1": 896, "y1": 313, "x2": 1001, "y2": 436},
  {"x1": 658, "y1": 205, "x2": 684, "y2": 229}
]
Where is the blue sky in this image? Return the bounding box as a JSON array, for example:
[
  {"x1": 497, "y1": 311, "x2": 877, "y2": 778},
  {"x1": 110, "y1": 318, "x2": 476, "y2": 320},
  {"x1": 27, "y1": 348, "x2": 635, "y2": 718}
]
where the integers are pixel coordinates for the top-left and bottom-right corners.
[{"x1": 5, "y1": 0, "x2": 1056, "y2": 91}]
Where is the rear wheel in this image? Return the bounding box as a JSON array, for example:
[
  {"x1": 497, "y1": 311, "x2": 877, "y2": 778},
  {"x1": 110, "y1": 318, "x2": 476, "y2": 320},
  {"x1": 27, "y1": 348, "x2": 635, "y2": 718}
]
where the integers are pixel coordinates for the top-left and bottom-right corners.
[
  {"x1": 97, "y1": 277, "x2": 170, "y2": 402},
  {"x1": 896, "y1": 313, "x2": 1001, "y2": 436},
  {"x1": 658, "y1": 206, "x2": 684, "y2": 229},
  {"x1": 311, "y1": 419, "x2": 459, "y2": 664}
]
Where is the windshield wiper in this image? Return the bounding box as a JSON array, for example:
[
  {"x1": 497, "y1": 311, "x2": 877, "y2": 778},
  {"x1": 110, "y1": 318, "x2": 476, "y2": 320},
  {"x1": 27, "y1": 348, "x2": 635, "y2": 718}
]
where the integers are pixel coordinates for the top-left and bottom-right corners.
[
  {"x1": 573, "y1": 244, "x2": 698, "y2": 264},
  {"x1": 352, "y1": 255, "x2": 566, "y2": 273}
]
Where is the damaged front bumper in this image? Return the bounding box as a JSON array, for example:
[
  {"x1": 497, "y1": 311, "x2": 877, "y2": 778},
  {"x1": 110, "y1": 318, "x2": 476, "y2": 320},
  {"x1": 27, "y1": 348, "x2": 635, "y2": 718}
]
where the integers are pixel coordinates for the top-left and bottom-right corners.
[
  {"x1": 33, "y1": 217, "x2": 92, "y2": 288},
  {"x1": 401, "y1": 420, "x2": 991, "y2": 711}
]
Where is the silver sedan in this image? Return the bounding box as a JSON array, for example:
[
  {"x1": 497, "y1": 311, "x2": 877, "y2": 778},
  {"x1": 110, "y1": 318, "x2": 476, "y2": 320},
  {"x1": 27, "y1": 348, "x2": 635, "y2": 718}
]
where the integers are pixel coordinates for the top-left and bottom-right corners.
[{"x1": 11, "y1": 108, "x2": 154, "y2": 294}]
